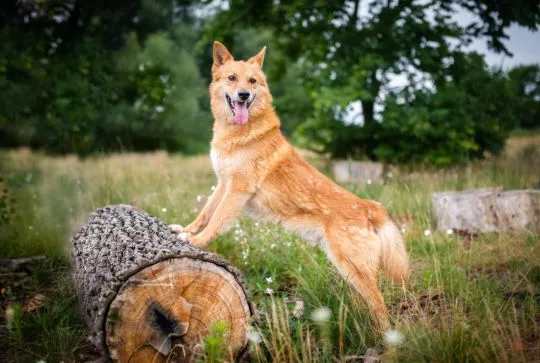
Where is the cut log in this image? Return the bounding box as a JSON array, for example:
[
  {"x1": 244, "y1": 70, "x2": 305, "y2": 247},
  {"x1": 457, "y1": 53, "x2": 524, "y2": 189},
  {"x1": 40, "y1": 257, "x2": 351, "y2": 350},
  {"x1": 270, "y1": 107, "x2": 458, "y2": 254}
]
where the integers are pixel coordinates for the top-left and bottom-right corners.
[
  {"x1": 70, "y1": 205, "x2": 252, "y2": 362},
  {"x1": 332, "y1": 160, "x2": 384, "y2": 184},
  {"x1": 432, "y1": 189, "x2": 540, "y2": 234}
]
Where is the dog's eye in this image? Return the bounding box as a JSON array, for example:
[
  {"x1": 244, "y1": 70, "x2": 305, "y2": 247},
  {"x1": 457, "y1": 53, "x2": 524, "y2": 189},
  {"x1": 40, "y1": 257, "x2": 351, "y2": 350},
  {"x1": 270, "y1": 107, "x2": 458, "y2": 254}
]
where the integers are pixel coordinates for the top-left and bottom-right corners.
[
  {"x1": 249, "y1": 78, "x2": 257, "y2": 84},
  {"x1": 228, "y1": 75, "x2": 236, "y2": 81}
]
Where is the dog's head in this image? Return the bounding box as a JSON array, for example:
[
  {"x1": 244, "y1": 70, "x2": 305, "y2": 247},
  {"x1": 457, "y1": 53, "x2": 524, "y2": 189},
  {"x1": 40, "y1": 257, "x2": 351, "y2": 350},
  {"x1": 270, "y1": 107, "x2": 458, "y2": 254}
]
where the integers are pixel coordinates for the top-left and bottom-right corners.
[{"x1": 209, "y1": 41, "x2": 271, "y2": 126}]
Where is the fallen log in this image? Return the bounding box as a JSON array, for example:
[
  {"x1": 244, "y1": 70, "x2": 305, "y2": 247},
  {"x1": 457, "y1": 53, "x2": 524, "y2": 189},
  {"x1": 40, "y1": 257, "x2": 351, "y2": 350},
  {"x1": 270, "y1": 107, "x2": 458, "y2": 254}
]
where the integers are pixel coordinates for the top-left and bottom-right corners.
[{"x1": 70, "y1": 205, "x2": 252, "y2": 362}]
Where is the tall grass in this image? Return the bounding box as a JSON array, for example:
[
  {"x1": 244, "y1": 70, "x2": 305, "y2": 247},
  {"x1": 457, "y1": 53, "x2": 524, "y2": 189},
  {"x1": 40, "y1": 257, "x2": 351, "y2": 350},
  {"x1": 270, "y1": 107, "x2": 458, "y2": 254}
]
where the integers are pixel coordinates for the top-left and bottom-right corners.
[{"x1": 0, "y1": 135, "x2": 538, "y2": 362}]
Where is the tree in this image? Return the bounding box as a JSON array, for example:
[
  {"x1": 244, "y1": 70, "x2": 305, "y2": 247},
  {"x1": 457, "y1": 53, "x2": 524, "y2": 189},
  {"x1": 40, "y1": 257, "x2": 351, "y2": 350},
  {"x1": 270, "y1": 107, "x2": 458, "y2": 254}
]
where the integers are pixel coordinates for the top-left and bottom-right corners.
[
  {"x1": 508, "y1": 64, "x2": 540, "y2": 130},
  {"x1": 205, "y1": 0, "x2": 540, "y2": 163},
  {"x1": 0, "y1": 0, "x2": 211, "y2": 154}
]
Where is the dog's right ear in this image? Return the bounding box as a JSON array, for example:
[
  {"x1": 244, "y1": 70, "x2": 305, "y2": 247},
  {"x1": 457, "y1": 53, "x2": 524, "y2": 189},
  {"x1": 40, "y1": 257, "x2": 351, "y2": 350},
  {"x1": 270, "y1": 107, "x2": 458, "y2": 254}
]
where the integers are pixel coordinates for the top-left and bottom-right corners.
[{"x1": 213, "y1": 41, "x2": 233, "y2": 69}]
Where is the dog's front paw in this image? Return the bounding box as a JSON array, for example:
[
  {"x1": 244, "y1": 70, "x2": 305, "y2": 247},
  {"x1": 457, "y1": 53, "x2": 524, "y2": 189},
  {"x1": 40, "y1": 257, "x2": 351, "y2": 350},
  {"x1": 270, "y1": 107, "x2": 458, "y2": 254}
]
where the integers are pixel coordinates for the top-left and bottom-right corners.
[
  {"x1": 177, "y1": 231, "x2": 194, "y2": 242},
  {"x1": 169, "y1": 224, "x2": 185, "y2": 233}
]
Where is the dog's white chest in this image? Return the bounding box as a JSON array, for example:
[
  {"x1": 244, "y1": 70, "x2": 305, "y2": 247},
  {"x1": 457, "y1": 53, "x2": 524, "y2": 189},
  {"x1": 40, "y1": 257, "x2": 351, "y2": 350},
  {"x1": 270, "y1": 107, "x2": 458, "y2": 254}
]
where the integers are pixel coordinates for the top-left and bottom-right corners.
[{"x1": 210, "y1": 148, "x2": 244, "y2": 176}]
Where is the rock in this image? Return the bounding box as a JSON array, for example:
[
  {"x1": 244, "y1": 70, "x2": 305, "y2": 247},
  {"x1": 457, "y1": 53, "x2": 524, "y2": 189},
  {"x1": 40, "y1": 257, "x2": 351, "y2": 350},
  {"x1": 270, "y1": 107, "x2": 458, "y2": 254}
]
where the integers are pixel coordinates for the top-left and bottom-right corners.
[
  {"x1": 432, "y1": 189, "x2": 540, "y2": 234},
  {"x1": 332, "y1": 160, "x2": 384, "y2": 184}
]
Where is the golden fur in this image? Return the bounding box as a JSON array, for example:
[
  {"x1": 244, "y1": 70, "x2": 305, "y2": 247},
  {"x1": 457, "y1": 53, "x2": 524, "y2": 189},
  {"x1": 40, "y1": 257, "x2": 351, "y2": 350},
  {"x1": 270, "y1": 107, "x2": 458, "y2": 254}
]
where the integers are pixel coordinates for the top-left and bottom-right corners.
[{"x1": 173, "y1": 41, "x2": 409, "y2": 329}]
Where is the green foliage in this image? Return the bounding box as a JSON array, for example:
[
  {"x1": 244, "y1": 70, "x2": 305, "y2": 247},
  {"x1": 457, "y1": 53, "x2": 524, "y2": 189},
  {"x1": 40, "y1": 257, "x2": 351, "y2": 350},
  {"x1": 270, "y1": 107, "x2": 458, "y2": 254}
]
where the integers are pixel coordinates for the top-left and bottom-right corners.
[
  {"x1": 1, "y1": 0, "x2": 539, "y2": 163},
  {"x1": 211, "y1": 0, "x2": 540, "y2": 165},
  {"x1": 106, "y1": 29, "x2": 211, "y2": 154},
  {"x1": 296, "y1": 53, "x2": 519, "y2": 165},
  {"x1": 508, "y1": 64, "x2": 540, "y2": 130},
  {"x1": 0, "y1": 176, "x2": 16, "y2": 226},
  {"x1": 7, "y1": 303, "x2": 23, "y2": 344},
  {"x1": 200, "y1": 321, "x2": 232, "y2": 363},
  {"x1": 0, "y1": 0, "x2": 210, "y2": 155},
  {"x1": 2, "y1": 139, "x2": 539, "y2": 361},
  {"x1": 373, "y1": 54, "x2": 517, "y2": 165}
]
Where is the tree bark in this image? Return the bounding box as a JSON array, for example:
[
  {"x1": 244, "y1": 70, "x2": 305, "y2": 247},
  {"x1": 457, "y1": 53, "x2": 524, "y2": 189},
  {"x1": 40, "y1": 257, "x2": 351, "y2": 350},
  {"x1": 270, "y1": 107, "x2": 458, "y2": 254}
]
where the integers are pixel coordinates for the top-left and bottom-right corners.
[
  {"x1": 361, "y1": 99, "x2": 375, "y2": 125},
  {"x1": 70, "y1": 205, "x2": 252, "y2": 362}
]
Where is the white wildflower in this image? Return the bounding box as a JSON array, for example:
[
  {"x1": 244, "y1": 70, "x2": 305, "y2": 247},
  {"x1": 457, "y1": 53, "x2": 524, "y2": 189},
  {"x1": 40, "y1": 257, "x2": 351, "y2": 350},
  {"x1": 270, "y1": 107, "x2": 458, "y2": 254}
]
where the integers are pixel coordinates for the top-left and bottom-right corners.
[
  {"x1": 285, "y1": 242, "x2": 292, "y2": 248},
  {"x1": 384, "y1": 329, "x2": 404, "y2": 346},
  {"x1": 264, "y1": 288, "x2": 274, "y2": 295},
  {"x1": 424, "y1": 229, "x2": 431, "y2": 236},
  {"x1": 367, "y1": 179, "x2": 372, "y2": 185},
  {"x1": 311, "y1": 306, "x2": 331, "y2": 322},
  {"x1": 242, "y1": 248, "x2": 249, "y2": 260},
  {"x1": 246, "y1": 330, "x2": 262, "y2": 344},
  {"x1": 154, "y1": 105, "x2": 165, "y2": 113},
  {"x1": 387, "y1": 171, "x2": 393, "y2": 178},
  {"x1": 270, "y1": 243, "x2": 276, "y2": 249},
  {"x1": 161, "y1": 208, "x2": 167, "y2": 213},
  {"x1": 265, "y1": 277, "x2": 273, "y2": 284},
  {"x1": 446, "y1": 229, "x2": 453, "y2": 235},
  {"x1": 196, "y1": 195, "x2": 203, "y2": 203}
]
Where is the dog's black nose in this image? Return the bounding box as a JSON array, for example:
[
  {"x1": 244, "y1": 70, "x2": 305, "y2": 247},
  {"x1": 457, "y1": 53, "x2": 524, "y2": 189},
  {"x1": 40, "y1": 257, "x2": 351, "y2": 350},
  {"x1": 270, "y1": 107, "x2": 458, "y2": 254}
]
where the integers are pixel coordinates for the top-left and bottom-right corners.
[{"x1": 238, "y1": 90, "x2": 250, "y2": 101}]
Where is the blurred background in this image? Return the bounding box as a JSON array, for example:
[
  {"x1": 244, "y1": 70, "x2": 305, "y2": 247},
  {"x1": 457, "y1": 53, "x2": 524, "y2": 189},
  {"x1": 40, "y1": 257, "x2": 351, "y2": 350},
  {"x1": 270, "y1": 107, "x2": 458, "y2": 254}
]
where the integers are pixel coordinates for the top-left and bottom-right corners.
[
  {"x1": 1, "y1": 2, "x2": 540, "y2": 362},
  {"x1": 1, "y1": 0, "x2": 539, "y2": 165}
]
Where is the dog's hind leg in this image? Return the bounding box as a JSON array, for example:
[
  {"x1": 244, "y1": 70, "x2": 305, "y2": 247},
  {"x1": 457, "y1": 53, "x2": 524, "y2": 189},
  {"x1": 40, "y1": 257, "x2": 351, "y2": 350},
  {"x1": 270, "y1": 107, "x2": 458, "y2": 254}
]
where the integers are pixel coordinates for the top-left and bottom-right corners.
[{"x1": 325, "y1": 226, "x2": 389, "y2": 330}]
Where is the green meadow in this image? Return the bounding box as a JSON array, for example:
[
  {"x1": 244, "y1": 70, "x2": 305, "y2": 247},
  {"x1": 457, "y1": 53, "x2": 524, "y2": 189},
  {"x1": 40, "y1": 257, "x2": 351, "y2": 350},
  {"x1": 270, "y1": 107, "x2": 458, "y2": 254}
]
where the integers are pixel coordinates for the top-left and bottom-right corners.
[{"x1": 1, "y1": 134, "x2": 539, "y2": 362}]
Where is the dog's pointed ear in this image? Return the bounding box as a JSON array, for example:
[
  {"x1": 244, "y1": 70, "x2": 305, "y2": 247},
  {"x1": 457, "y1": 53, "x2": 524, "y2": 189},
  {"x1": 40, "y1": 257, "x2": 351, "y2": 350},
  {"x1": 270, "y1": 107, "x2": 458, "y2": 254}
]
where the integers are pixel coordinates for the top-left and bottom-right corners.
[
  {"x1": 247, "y1": 46, "x2": 266, "y2": 69},
  {"x1": 213, "y1": 41, "x2": 233, "y2": 68}
]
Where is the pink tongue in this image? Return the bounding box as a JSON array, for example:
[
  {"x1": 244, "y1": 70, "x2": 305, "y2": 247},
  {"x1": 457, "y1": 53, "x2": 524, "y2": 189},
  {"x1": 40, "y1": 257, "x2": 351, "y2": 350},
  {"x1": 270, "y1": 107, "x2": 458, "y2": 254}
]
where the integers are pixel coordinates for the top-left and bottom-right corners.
[{"x1": 234, "y1": 101, "x2": 249, "y2": 125}]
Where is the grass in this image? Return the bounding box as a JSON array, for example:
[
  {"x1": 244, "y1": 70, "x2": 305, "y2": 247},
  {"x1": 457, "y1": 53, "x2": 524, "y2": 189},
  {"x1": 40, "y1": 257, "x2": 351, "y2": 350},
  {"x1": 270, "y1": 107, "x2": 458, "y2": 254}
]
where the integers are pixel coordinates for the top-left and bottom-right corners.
[{"x1": 0, "y1": 134, "x2": 539, "y2": 362}]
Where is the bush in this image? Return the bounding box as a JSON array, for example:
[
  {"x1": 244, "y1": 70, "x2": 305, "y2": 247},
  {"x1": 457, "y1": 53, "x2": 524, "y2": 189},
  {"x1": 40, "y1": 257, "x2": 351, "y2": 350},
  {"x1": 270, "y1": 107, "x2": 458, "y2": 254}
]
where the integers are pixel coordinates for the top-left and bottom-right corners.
[
  {"x1": 294, "y1": 53, "x2": 518, "y2": 166},
  {"x1": 0, "y1": 25, "x2": 210, "y2": 155}
]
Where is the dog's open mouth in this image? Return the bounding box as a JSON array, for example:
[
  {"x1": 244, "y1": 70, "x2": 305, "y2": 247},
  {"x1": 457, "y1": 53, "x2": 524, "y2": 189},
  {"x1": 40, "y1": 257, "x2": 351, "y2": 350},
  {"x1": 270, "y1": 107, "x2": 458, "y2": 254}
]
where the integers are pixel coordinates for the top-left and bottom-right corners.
[{"x1": 226, "y1": 94, "x2": 255, "y2": 125}]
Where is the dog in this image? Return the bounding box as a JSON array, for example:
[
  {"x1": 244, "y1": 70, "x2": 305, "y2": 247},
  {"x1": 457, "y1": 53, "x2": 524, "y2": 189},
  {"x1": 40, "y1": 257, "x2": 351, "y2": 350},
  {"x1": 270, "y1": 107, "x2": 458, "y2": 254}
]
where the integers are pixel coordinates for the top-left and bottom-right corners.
[{"x1": 171, "y1": 41, "x2": 409, "y2": 329}]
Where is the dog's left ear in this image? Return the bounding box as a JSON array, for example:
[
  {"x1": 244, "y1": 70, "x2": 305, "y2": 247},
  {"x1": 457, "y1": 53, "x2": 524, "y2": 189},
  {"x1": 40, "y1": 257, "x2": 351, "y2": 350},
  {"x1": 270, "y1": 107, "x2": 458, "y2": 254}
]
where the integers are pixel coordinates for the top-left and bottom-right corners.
[{"x1": 247, "y1": 46, "x2": 266, "y2": 69}]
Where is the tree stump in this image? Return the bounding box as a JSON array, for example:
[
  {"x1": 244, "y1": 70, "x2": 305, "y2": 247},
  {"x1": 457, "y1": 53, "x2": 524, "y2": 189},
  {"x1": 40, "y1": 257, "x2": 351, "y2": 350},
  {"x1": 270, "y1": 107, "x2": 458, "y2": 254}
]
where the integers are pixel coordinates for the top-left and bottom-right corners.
[
  {"x1": 70, "y1": 205, "x2": 253, "y2": 362},
  {"x1": 432, "y1": 188, "x2": 540, "y2": 234}
]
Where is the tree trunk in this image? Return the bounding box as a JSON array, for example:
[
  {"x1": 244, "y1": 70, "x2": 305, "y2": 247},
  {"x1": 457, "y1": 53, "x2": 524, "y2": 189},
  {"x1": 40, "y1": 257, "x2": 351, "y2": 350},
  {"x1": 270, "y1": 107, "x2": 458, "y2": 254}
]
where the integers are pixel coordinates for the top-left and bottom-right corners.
[
  {"x1": 70, "y1": 205, "x2": 252, "y2": 362},
  {"x1": 361, "y1": 99, "x2": 375, "y2": 125}
]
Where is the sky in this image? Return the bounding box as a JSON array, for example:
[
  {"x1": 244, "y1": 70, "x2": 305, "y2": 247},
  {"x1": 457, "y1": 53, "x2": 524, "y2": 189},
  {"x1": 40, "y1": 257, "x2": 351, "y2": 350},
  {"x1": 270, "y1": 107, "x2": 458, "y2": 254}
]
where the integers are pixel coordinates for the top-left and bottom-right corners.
[
  {"x1": 342, "y1": 3, "x2": 540, "y2": 124},
  {"x1": 345, "y1": 18, "x2": 540, "y2": 125},
  {"x1": 471, "y1": 26, "x2": 540, "y2": 69}
]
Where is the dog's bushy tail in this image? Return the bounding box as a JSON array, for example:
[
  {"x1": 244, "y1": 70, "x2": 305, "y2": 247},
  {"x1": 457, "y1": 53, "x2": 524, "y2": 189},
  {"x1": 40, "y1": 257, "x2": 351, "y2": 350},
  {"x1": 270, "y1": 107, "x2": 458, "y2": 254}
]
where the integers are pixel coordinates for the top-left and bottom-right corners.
[{"x1": 378, "y1": 220, "x2": 409, "y2": 284}]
